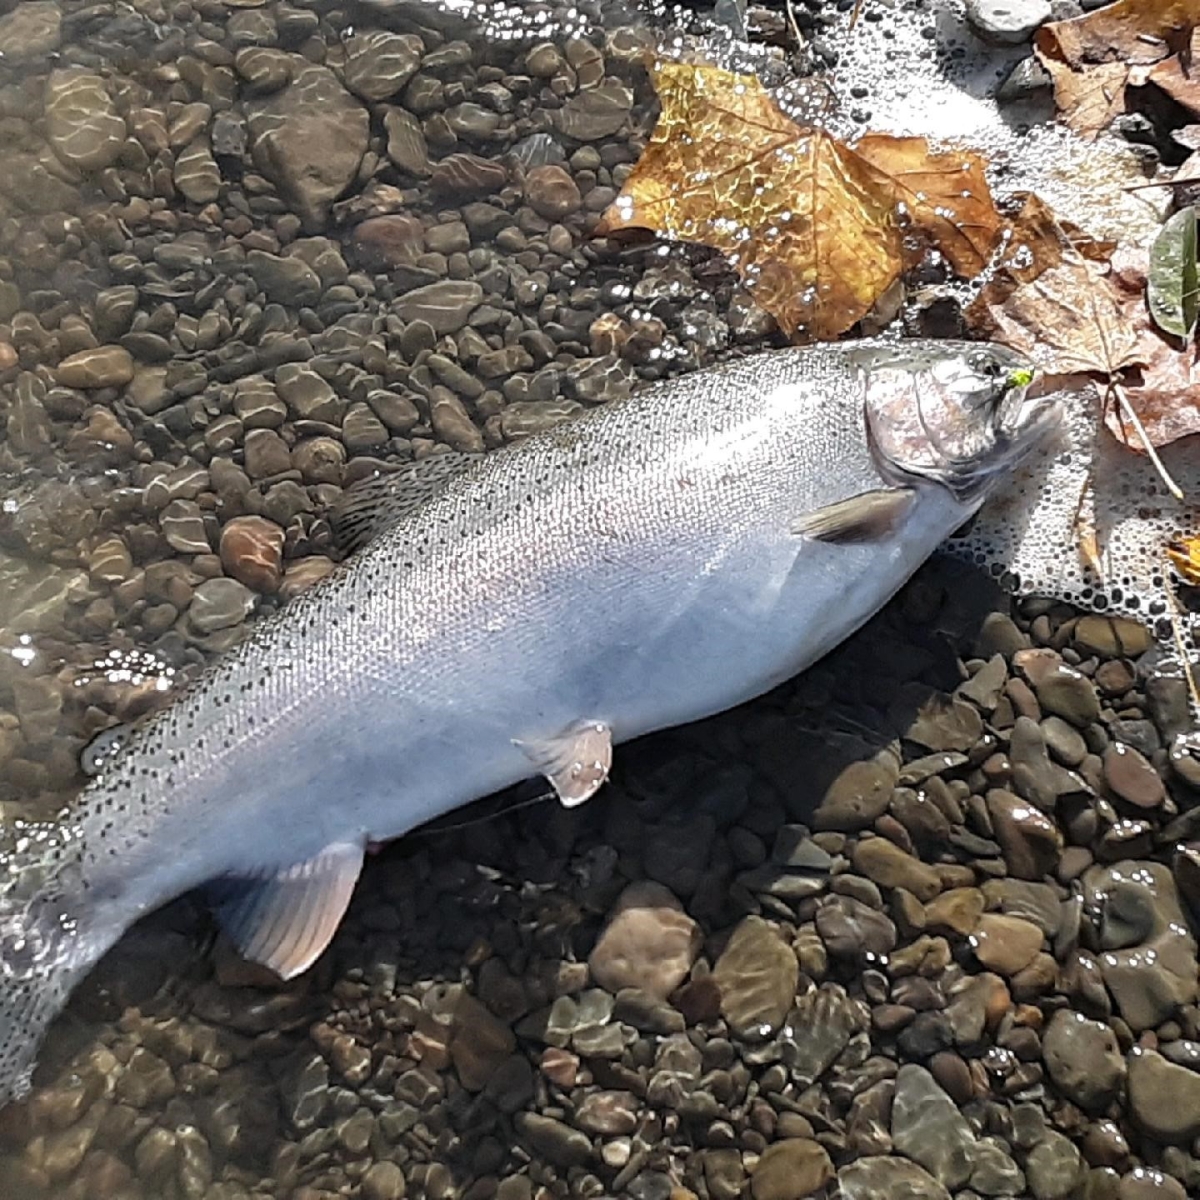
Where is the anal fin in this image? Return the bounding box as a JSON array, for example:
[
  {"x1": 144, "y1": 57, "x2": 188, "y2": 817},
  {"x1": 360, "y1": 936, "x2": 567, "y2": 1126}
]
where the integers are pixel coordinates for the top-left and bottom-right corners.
[
  {"x1": 212, "y1": 841, "x2": 364, "y2": 980},
  {"x1": 516, "y1": 720, "x2": 612, "y2": 808},
  {"x1": 791, "y1": 487, "x2": 916, "y2": 544}
]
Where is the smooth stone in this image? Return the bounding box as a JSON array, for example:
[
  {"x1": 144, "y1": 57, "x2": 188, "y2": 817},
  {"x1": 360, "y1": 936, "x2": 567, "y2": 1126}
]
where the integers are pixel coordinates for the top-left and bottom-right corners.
[
  {"x1": 247, "y1": 63, "x2": 369, "y2": 230},
  {"x1": 1104, "y1": 743, "x2": 1165, "y2": 809},
  {"x1": 1026, "y1": 1130, "x2": 1085, "y2": 1200},
  {"x1": 837, "y1": 1157, "x2": 951, "y2": 1200},
  {"x1": 965, "y1": 0, "x2": 1053, "y2": 45},
  {"x1": 811, "y1": 755, "x2": 898, "y2": 831},
  {"x1": 449, "y1": 992, "x2": 515, "y2": 1091},
  {"x1": 246, "y1": 250, "x2": 322, "y2": 306},
  {"x1": 394, "y1": 281, "x2": 484, "y2": 334},
  {"x1": 1117, "y1": 1168, "x2": 1187, "y2": 1200},
  {"x1": 891, "y1": 1064, "x2": 977, "y2": 1189},
  {"x1": 514, "y1": 1112, "x2": 591, "y2": 1169},
  {"x1": 161, "y1": 500, "x2": 212, "y2": 554},
  {"x1": 555, "y1": 81, "x2": 633, "y2": 140},
  {"x1": 1128, "y1": 1048, "x2": 1200, "y2": 1142},
  {"x1": 588, "y1": 881, "x2": 700, "y2": 1001},
  {"x1": 244, "y1": 428, "x2": 293, "y2": 479},
  {"x1": 45, "y1": 67, "x2": 125, "y2": 170},
  {"x1": 905, "y1": 693, "x2": 983, "y2": 753},
  {"x1": 970, "y1": 913, "x2": 1043, "y2": 975},
  {"x1": 924, "y1": 887, "x2": 985, "y2": 937},
  {"x1": 987, "y1": 787, "x2": 1061, "y2": 879},
  {"x1": 275, "y1": 364, "x2": 341, "y2": 422},
  {"x1": 188, "y1": 578, "x2": 256, "y2": 634},
  {"x1": 970, "y1": 1137, "x2": 1026, "y2": 1195},
  {"x1": 383, "y1": 107, "x2": 431, "y2": 175},
  {"x1": 815, "y1": 894, "x2": 897, "y2": 958},
  {"x1": 1032, "y1": 662, "x2": 1100, "y2": 726},
  {"x1": 779, "y1": 984, "x2": 865, "y2": 1087},
  {"x1": 56, "y1": 346, "x2": 134, "y2": 389},
  {"x1": 1074, "y1": 614, "x2": 1152, "y2": 658},
  {"x1": 339, "y1": 31, "x2": 422, "y2": 101},
  {"x1": 750, "y1": 1139, "x2": 833, "y2": 1200},
  {"x1": 354, "y1": 214, "x2": 425, "y2": 269},
  {"x1": 175, "y1": 137, "x2": 222, "y2": 204},
  {"x1": 525, "y1": 165, "x2": 582, "y2": 220},
  {"x1": 712, "y1": 916, "x2": 799, "y2": 1040},
  {"x1": 0, "y1": 2, "x2": 61, "y2": 62},
  {"x1": 1042, "y1": 1009, "x2": 1125, "y2": 1111},
  {"x1": 852, "y1": 836, "x2": 942, "y2": 902},
  {"x1": 219, "y1": 516, "x2": 284, "y2": 594}
]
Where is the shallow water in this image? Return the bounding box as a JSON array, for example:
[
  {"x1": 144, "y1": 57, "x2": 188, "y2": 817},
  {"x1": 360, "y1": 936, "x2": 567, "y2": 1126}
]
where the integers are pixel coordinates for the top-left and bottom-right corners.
[{"x1": 0, "y1": 1, "x2": 1199, "y2": 1198}]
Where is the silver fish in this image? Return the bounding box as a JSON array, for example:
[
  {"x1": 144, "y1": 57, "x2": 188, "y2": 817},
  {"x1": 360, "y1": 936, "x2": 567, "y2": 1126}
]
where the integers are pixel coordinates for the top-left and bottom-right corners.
[{"x1": 0, "y1": 339, "x2": 1059, "y2": 1104}]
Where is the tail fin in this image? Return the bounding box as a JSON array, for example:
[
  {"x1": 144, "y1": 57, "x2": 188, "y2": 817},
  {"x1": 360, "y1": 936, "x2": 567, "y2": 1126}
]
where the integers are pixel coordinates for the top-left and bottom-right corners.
[{"x1": 0, "y1": 822, "x2": 97, "y2": 1106}]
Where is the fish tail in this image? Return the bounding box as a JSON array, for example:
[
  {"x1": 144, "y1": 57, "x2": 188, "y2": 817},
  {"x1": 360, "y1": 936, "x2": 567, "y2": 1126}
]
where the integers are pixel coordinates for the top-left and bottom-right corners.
[{"x1": 0, "y1": 824, "x2": 98, "y2": 1106}]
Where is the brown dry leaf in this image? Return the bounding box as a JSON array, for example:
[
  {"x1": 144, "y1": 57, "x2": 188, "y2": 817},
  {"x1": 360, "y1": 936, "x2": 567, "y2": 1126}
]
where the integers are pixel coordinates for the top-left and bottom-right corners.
[
  {"x1": 965, "y1": 193, "x2": 1141, "y2": 377},
  {"x1": 595, "y1": 62, "x2": 1001, "y2": 341},
  {"x1": 1035, "y1": 0, "x2": 1197, "y2": 137},
  {"x1": 853, "y1": 134, "x2": 1003, "y2": 277},
  {"x1": 1038, "y1": 0, "x2": 1196, "y2": 67},
  {"x1": 594, "y1": 62, "x2": 900, "y2": 339},
  {"x1": 1102, "y1": 249, "x2": 1200, "y2": 448}
]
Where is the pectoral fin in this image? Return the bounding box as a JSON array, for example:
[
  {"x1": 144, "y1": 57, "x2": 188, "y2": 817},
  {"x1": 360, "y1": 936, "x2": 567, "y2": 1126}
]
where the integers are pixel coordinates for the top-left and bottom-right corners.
[
  {"x1": 791, "y1": 487, "x2": 916, "y2": 544},
  {"x1": 212, "y1": 841, "x2": 364, "y2": 979},
  {"x1": 516, "y1": 720, "x2": 612, "y2": 807}
]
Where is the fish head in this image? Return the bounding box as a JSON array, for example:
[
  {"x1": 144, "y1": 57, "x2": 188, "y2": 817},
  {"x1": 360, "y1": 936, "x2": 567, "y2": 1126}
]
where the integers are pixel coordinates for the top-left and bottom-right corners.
[{"x1": 852, "y1": 340, "x2": 1062, "y2": 503}]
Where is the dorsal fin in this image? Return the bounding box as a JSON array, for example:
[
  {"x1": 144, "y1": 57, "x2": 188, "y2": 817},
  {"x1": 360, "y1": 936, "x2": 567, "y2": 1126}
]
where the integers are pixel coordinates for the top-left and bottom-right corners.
[{"x1": 329, "y1": 452, "x2": 480, "y2": 555}]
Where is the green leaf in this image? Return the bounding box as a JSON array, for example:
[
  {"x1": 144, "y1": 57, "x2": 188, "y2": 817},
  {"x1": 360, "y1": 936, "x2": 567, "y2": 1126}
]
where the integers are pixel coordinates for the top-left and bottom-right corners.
[{"x1": 1148, "y1": 205, "x2": 1199, "y2": 341}]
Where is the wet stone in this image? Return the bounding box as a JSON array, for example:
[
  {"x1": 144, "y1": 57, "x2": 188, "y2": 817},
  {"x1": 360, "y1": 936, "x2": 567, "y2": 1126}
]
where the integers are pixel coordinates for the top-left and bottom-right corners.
[
  {"x1": 45, "y1": 67, "x2": 125, "y2": 170},
  {"x1": 361, "y1": 1160, "x2": 407, "y2": 1200},
  {"x1": 1032, "y1": 661, "x2": 1100, "y2": 726},
  {"x1": 1026, "y1": 1129, "x2": 1085, "y2": 1200},
  {"x1": 811, "y1": 755, "x2": 898, "y2": 831},
  {"x1": 750, "y1": 1138, "x2": 833, "y2": 1200},
  {"x1": 339, "y1": 31, "x2": 422, "y2": 101},
  {"x1": 219, "y1": 516, "x2": 284, "y2": 594},
  {"x1": 588, "y1": 880, "x2": 700, "y2": 1000},
  {"x1": 891, "y1": 1064, "x2": 976, "y2": 1189},
  {"x1": 1104, "y1": 743, "x2": 1165, "y2": 809},
  {"x1": 816, "y1": 894, "x2": 897, "y2": 959},
  {"x1": 384, "y1": 108, "x2": 431, "y2": 175},
  {"x1": 575, "y1": 1090, "x2": 638, "y2": 1135},
  {"x1": 246, "y1": 250, "x2": 323, "y2": 307},
  {"x1": 555, "y1": 80, "x2": 634, "y2": 140},
  {"x1": 905, "y1": 693, "x2": 983, "y2": 753},
  {"x1": 852, "y1": 836, "x2": 942, "y2": 901},
  {"x1": 0, "y1": 2, "x2": 62, "y2": 62},
  {"x1": 395, "y1": 280, "x2": 484, "y2": 333},
  {"x1": 1117, "y1": 1169, "x2": 1187, "y2": 1200},
  {"x1": 175, "y1": 137, "x2": 222, "y2": 204},
  {"x1": 1042, "y1": 1009, "x2": 1125, "y2": 1111},
  {"x1": 56, "y1": 346, "x2": 134, "y2": 389},
  {"x1": 971, "y1": 913, "x2": 1043, "y2": 975},
  {"x1": 275, "y1": 364, "x2": 341, "y2": 422},
  {"x1": 987, "y1": 787, "x2": 1061, "y2": 880},
  {"x1": 780, "y1": 983, "x2": 865, "y2": 1086},
  {"x1": 1128, "y1": 1047, "x2": 1200, "y2": 1142},
  {"x1": 244, "y1": 428, "x2": 293, "y2": 478},
  {"x1": 712, "y1": 915, "x2": 799, "y2": 1040},
  {"x1": 837, "y1": 1157, "x2": 951, "y2": 1200},
  {"x1": 525, "y1": 165, "x2": 582, "y2": 219},
  {"x1": 247, "y1": 63, "x2": 369, "y2": 230},
  {"x1": 161, "y1": 500, "x2": 212, "y2": 554},
  {"x1": 450, "y1": 992, "x2": 515, "y2": 1091},
  {"x1": 515, "y1": 1112, "x2": 591, "y2": 1169},
  {"x1": 188, "y1": 578, "x2": 256, "y2": 634}
]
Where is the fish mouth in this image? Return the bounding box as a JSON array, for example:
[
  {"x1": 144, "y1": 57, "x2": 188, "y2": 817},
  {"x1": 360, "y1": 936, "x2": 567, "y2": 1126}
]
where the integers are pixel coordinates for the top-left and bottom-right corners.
[{"x1": 995, "y1": 369, "x2": 1070, "y2": 449}]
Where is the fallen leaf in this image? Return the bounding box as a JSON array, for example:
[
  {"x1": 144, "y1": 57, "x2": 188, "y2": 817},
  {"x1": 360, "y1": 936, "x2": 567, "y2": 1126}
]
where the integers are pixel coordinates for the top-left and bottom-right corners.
[
  {"x1": 594, "y1": 62, "x2": 899, "y2": 339},
  {"x1": 965, "y1": 193, "x2": 1141, "y2": 377},
  {"x1": 595, "y1": 61, "x2": 1001, "y2": 340},
  {"x1": 1147, "y1": 205, "x2": 1199, "y2": 340},
  {"x1": 1036, "y1": 0, "x2": 1198, "y2": 138},
  {"x1": 1038, "y1": 0, "x2": 1196, "y2": 68},
  {"x1": 854, "y1": 133, "x2": 1003, "y2": 277}
]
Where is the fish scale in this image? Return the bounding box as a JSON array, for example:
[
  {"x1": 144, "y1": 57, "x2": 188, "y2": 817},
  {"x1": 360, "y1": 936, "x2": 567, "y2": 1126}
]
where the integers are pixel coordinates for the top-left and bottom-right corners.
[{"x1": 0, "y1": 339, "x2": 1059, "y2": 1104}]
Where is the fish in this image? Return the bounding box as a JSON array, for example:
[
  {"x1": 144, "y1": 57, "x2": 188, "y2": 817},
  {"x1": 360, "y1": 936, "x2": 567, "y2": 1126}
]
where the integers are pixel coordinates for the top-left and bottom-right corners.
[{"x1": 0, "y1": 338, "x2": 1061, "y2": 1105}]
